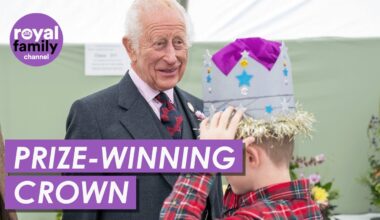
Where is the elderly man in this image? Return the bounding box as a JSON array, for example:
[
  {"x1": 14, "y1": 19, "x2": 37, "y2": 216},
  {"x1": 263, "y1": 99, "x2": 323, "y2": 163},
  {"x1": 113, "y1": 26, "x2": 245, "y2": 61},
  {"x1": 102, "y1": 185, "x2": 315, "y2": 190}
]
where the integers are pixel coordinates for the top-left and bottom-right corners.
[{"x1": 63, "y1": 0, "x2": 223, "y2": 219}]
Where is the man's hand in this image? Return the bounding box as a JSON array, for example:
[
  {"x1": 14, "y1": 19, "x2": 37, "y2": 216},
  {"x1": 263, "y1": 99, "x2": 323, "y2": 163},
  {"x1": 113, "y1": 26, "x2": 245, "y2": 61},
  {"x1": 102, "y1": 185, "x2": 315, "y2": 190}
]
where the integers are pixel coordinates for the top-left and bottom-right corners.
[{"x1": 200, "y1": 106, "x2": 245, "y2": 140}]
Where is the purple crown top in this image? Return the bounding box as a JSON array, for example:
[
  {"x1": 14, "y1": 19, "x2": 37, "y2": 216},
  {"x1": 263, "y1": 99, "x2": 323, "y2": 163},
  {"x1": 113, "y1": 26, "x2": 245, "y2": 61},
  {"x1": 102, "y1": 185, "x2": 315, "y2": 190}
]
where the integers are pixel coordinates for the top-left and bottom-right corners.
[{"x1": 211, "y1": 37, "x2": 281, "y2": 75}]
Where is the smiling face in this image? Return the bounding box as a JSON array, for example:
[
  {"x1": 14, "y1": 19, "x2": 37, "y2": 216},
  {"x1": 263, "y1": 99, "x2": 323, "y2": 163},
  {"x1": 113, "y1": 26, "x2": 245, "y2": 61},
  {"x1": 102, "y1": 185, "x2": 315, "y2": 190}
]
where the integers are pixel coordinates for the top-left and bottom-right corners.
[{"x1": 124, "y1": 6, "x2": 188, "y2": 91}]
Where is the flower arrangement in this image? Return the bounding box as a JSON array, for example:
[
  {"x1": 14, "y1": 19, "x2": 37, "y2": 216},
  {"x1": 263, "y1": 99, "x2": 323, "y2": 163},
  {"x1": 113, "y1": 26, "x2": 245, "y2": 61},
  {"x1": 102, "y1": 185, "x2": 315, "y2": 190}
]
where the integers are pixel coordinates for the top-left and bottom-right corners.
[
  {"x1": 364, "y1": 115, "x2": 380, "y2": 207},
  {"x1": 290, "y1": 154, "x2": 339, "y2": 219}
]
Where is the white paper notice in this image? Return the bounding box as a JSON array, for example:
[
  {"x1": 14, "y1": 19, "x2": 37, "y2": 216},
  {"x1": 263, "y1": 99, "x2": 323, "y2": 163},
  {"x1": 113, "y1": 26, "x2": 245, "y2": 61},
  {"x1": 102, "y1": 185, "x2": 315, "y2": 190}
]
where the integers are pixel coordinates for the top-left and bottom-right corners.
[{"x1": 85, "y1": 43, "x2": 130, "y2": 76}]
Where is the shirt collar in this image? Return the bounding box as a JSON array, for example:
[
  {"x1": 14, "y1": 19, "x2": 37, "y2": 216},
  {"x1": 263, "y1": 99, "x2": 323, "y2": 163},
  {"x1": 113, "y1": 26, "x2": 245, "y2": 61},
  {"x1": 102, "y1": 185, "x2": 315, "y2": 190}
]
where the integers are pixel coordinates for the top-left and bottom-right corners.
[
  {"x1": 224, "y1": 179, "x2": 311, "y2": 210},
  {"x1": 129, "y1": 68, "x2": 174, "y2": 103}
]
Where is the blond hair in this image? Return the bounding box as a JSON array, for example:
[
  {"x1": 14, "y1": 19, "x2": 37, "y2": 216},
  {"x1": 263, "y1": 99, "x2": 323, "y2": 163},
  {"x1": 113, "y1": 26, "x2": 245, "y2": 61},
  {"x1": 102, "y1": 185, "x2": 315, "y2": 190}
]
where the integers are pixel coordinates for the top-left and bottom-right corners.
[{"x1": 252, "y1": 136, "x2": 294, "y2": 167}]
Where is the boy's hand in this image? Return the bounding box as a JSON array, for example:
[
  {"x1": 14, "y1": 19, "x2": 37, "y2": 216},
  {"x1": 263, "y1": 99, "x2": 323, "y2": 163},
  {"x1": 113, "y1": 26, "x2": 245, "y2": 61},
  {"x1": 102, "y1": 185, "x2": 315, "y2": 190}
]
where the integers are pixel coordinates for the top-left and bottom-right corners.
[{"x1": 199, "y1": 106, "x2": 244, "y2": 139}]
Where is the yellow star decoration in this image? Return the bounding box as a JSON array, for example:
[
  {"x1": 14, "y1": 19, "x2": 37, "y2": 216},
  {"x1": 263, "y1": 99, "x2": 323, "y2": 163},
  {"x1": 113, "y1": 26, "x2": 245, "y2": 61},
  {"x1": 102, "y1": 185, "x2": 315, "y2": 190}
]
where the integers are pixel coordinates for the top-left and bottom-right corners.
[
  {"x1": 207, "y1": 67, "x2": 211, "y2": 73},
  {"x1": 240, "y1": 59, "x2": 248, "y2": 68}
]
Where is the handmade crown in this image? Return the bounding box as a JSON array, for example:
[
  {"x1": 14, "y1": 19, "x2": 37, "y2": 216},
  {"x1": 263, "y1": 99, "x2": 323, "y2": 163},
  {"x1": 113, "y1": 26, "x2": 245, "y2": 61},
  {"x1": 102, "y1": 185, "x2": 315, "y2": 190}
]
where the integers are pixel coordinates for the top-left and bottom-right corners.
[{"x1": 202, "y1": 37, "x2": 314, "y2": 140}]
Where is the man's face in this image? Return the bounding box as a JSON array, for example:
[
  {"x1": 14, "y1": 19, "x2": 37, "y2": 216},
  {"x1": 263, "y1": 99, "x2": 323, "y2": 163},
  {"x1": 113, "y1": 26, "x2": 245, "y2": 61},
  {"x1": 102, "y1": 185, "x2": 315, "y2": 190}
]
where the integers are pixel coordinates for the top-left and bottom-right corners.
[{"x1": 127, "y1": 8, "x2": 188, "y2": 91}]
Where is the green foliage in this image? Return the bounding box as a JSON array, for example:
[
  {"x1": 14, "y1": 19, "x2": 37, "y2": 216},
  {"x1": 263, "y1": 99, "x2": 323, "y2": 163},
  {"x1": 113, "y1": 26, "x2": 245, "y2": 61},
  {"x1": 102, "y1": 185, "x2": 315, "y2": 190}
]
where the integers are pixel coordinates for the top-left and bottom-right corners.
[
  {"x1": 365, "y1": 116, "x2": 380, "y2": 207},
  {"x1": 290, "y1": 155, "x2": 339, "y2": 219}
]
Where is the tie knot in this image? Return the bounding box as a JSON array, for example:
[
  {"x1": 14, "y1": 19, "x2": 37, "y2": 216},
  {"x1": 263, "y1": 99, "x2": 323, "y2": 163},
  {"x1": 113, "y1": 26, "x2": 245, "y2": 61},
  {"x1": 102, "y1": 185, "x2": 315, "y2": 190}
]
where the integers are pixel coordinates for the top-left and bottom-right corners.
[{"x1": 155, "y1": 92, "x2": 170, "y2": 104}]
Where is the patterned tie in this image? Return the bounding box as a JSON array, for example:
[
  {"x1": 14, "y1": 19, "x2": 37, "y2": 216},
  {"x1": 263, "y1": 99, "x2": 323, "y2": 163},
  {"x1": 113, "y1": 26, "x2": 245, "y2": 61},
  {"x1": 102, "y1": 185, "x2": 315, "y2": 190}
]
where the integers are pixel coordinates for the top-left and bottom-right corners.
[{"x1": 155, "y1": 92, "x2": 183, "y2": 139}]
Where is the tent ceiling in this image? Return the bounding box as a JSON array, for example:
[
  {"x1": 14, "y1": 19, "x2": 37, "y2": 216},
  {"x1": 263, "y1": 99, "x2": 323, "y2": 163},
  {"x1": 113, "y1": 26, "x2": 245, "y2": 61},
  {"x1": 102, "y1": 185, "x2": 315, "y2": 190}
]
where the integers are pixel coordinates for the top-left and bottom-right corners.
[{"x1": 1, "y1": 0, "x2": 379, "y2": 44}]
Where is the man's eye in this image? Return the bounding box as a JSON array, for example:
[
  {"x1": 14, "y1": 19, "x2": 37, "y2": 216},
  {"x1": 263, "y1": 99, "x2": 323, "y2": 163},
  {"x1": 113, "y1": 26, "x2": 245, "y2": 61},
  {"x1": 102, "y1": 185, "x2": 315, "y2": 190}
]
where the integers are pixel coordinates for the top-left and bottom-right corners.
[
  {"x1": 154, "y1": 41, "x2": 166, "y2": 48},
  {"x1": 174, "y1": 39, "x2": 184, "y2": 46},
  {"x1": 174, "y1": 39, "x2": 186, "y2": 49}
]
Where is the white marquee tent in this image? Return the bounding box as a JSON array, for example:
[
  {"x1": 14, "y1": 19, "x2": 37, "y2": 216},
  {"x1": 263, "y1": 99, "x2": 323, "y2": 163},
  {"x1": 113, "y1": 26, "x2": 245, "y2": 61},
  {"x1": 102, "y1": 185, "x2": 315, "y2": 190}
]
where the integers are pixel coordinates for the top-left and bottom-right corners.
[
  {"x1": 1, "y1": 0, "x2": 380, "y2": 43},
  {"x1": 1, "y1": 1, "x2": 380, "y2": 220}
]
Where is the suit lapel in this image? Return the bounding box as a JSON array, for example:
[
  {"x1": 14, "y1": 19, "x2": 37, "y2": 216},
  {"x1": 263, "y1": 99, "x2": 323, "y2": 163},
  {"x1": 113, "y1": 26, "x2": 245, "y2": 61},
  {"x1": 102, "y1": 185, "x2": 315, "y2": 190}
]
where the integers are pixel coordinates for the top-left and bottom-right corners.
[
  {"x1": 120, "y1": 99, "x2": 166, "y2": 139},
  {"x1": 118, "y1": 73, "x2": 166, "y2": 139},
  {"x1": 174, "y1": 87, "x2": 201, "y2": 139},
  {"x1": 117, "y1": 72, "x2": 177, "y2": 186}
]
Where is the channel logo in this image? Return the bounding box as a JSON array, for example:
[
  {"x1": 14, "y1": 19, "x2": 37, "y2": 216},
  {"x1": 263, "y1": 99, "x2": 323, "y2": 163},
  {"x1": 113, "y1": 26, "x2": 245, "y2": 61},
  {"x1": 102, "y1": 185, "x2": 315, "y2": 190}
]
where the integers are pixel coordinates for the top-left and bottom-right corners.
[{"x1": 10, "y1": 13, "x2": 63, "y2": 67}]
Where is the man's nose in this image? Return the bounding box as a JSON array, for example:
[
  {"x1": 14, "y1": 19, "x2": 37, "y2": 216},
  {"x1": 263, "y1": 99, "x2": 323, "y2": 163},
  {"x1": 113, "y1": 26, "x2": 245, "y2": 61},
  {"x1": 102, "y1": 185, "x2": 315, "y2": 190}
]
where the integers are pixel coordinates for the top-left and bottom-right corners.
[{"x1": 163, "y1": 44, "x2": 177, "y2": 65}]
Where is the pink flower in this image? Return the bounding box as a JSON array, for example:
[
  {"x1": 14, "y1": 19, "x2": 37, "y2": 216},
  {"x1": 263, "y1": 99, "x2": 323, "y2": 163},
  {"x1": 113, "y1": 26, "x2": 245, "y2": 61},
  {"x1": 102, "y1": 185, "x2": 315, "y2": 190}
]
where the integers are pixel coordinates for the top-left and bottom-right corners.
[
  {"x1": 308, "y1": 173, "x2": 321, "y2": 184},
  {"x1": 195, "y1": 110, "x2": 206, "y2": 120},
  {"x1": 315, "y1": 154, "x2": 325, "y2": 163}
]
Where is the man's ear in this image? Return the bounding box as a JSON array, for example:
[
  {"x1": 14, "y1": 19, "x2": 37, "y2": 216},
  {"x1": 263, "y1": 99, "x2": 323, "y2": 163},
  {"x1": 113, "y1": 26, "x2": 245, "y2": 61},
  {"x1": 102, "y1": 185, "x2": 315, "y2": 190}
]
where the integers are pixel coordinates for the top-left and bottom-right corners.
[
  {"x1": 122, "y1": 36, "x2": 137, "y2": 62},
  {"x1": 246, "y1": 146, "x2": 260, "y2": 168}
]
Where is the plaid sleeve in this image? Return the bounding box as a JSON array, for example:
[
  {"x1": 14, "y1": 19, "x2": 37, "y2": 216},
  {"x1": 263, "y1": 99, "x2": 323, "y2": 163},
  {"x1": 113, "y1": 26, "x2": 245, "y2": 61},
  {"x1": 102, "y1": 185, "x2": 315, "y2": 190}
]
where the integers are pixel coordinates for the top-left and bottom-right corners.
[{"x1": 160, "y1": 174, "x2": 215, "y2": 220}]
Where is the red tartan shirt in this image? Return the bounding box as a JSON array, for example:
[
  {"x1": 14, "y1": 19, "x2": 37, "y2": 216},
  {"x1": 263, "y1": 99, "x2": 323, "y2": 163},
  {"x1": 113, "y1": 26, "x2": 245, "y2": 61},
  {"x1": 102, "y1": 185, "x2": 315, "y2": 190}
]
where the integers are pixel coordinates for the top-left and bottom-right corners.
[{"x1": 160, "y1": 174, "x2": 322, "y2": 220}]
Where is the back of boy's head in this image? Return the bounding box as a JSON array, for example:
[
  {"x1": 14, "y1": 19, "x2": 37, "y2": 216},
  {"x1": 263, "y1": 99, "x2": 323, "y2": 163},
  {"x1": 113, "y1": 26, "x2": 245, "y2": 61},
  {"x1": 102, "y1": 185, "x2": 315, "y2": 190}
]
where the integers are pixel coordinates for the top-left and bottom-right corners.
[
  {"x1": 201, "y1": 38, "x2": 315, "y2": 168},
  {"x1": 251, "y1": 136, "x2": 294, "y2": 167}
]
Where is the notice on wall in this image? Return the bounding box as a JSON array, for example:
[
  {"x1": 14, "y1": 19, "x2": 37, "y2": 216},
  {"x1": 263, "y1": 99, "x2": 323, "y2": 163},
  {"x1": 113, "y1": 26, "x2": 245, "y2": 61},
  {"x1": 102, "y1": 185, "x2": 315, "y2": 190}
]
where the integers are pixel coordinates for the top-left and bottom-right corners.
[{"x1": 85, "y1": 43, "x2": 130, "y2": 76}]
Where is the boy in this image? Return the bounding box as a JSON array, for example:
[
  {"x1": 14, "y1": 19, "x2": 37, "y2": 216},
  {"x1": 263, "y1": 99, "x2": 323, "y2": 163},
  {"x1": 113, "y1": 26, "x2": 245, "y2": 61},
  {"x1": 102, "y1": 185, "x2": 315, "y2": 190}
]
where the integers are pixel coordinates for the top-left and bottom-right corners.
[
  {"x1": 160, "y1": 107, "x2": 322, "y2": 219},
  {"x1": 160, "y1": 37, "x2": 323, "y2": 219}
]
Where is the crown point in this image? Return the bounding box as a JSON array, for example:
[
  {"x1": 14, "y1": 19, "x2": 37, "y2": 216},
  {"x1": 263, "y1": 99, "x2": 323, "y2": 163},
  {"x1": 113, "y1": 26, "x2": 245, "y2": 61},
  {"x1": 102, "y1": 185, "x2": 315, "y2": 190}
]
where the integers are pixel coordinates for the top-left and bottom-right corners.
[{"x1": 241, "y1": 50, "x2": 249, "y2": 58}]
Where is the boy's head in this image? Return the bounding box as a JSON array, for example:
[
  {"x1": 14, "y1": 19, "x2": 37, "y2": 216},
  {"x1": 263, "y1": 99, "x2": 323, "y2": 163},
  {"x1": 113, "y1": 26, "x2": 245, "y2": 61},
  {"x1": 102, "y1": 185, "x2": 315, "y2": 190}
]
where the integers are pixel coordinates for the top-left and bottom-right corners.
[
  {"x1": 251, "y1": 136, "x2": 294, "y2": 167},
  {"x1": 225, "y1": 136, "x2": 294, "y2": 195},
  {"x1": 200, "y1": 37, "x2": 315, "y2": 194}
]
